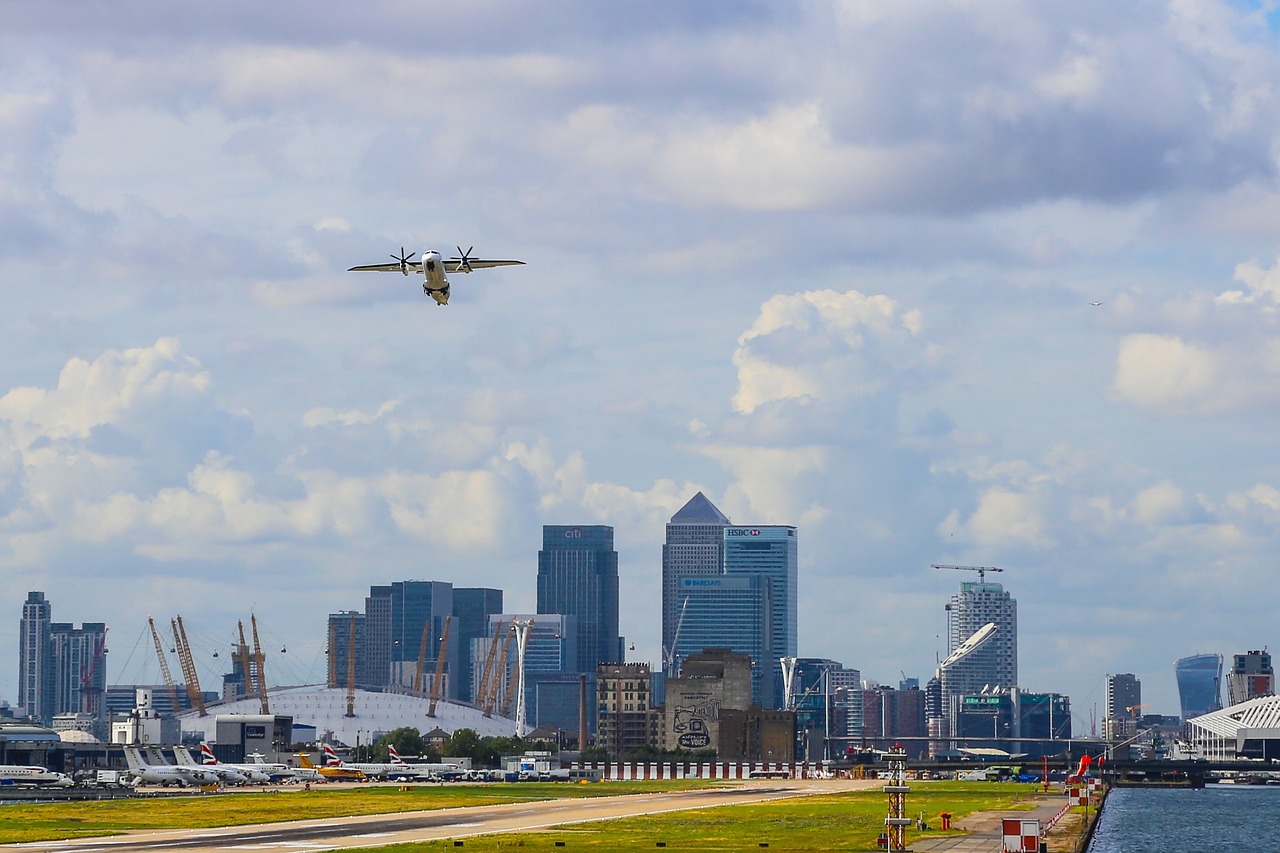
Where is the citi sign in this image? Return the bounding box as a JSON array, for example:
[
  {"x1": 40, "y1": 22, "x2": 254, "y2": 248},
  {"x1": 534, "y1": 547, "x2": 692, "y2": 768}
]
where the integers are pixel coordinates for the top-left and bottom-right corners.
[{"x1": 726, "y1": 528, "x2": 761, "y2": 537}]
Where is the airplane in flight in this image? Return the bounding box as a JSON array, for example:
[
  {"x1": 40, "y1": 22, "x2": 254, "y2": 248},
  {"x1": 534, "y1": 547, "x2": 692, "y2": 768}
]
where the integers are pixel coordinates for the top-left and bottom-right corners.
[
  {"x1": 123, "y1": 746, "x2": 220, "y2": 787},
  {"x1": 0, "y1": 765, "x2": 74, "y2": 787},
  {"x1": 349, "y1": 246, "x2": 523, "y2": 306}
]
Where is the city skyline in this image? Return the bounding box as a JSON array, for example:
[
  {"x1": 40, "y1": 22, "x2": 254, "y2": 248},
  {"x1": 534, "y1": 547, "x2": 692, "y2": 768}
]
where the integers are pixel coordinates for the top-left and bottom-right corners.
[{"x1": 5, "y1": 3, "x2": 1280, "y2": 722}]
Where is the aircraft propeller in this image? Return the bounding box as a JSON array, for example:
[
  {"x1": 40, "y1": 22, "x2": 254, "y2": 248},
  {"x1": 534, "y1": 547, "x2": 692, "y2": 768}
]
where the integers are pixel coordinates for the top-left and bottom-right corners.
[
  {"x1": 455, "y1": 245, "x2": 474, "y2": 273},
  {"x1": 391, "y1": 247, "x2": 416, "y2": 276}
]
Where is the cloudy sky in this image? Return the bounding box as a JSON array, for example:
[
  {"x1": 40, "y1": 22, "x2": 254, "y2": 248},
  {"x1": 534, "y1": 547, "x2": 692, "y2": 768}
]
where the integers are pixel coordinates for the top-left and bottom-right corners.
[{"x1": 4, "y1": 1, "x2": 1280, "y2": 723}]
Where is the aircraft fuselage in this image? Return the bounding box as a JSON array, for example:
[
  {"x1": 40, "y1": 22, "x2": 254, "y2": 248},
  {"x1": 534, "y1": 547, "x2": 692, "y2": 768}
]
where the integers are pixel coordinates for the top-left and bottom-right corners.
[{"x1": 421, "y1": 250, "x2": 451, "y2": 305}]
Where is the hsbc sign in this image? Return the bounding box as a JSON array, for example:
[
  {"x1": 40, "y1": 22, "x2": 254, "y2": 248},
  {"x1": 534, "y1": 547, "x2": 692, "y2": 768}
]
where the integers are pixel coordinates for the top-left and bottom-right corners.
[{"x1": 725, "y1": 528, "x2": 761, "y2": 537}]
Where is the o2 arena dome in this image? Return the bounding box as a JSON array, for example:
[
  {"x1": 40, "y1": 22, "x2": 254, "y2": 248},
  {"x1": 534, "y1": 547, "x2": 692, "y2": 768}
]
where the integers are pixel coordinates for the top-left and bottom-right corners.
[{"x1": 178, "y1": 687, "x2": 517, "y2": 745}]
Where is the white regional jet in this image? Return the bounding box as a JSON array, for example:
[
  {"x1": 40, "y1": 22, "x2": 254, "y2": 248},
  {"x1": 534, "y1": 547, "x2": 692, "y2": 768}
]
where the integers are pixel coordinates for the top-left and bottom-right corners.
[
  {"x1": 0, "y1": 765, "x2": 74, "y2": 787},
  {"x1": 198, "y1": 743, "x2": 277, "y2": 783},
  {"x1": 348, "y1": 246, "x2": 523, "y2": 306},
  {"x1": 123, "y1": 746, "x2": 220, "y2": 787},
  {"x1": 172, "y1": 745, "x2": 251, "y2": 784}
]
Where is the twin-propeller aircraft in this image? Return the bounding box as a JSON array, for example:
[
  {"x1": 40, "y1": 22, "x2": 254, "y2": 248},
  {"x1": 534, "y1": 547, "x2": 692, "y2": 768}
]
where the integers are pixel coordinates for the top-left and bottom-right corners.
[{"x1": 349, "y1": 246, "x2": 523, "y2": 306}]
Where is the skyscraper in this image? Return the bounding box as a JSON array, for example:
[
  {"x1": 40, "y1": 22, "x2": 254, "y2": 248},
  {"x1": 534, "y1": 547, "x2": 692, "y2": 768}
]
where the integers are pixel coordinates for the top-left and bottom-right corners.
[
  {"x1": 19, "y1": 592, "x2": 54, "y2": 722},
  {"x1": 452, "y1": 588, "x2": 503, "y2": 703},
  {"x1": 1104, "y1": 672, "x2": 1141, "y2": 741},
  {"x1": 1105, "y1": 673, "x2": 1141, "y2": 720},
  {"x1": 17, "y1": 592, "x2": 106, "y2": 729},
  {"x1": 537, "y1": 525, "x2": 622, "y2": 672},
  {"x1": 945, "y1": 581, "x2": 1017, "y2": 691},
  {"x1": 662, "y1": 492, "x2": 732, "y2": 674},
  {"x1": 724, "y1": 525, "x2": 798, "y2": 707},
  {"x1": 671, "y1": 574, "x2": 771, "y2": 703},
  {"x1": 365, "y1": 580, "x2": 455, "y2": 692},
  {"x1": 1226, "y1": 650, "x2": 1273, "y2": 707},
  {"x1": 1175, "y1": 653, "x2": 1223, "y2": 720}
]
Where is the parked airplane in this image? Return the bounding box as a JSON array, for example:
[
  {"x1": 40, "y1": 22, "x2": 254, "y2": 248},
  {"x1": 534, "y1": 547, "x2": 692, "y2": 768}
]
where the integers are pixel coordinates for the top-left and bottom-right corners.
[
  {"x1": 349, "y1": 246, "x2": 523, "y2": 306},
  {"x1": 386, "y1": 745, "x2": 462, "y2": 780},
  {"x1": 123, "y1": 746, "x2": 220, "y2": 787},
  {"x1": 198, "y1": 743, "x2": 279, "y2": 783},
  {"x1": 173, "y1": 745, "x2": 249, "y2": 784},
  {"x1": 0, "y1": 765, "x2": 74, "y2": 787},
  {"x1": 320, "y1": 743, "x2": 402, "y2": 779},
  {"x1": 298, "y1": 751, "x2": 364, "y2": 782}
]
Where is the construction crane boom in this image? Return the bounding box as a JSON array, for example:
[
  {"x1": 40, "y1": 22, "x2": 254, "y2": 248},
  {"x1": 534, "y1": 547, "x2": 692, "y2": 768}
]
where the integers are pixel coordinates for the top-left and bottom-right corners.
[
  {"x1": 250, "y1": 613, "x2": 270, "y2": 714},
  {"x1": 500, "y1": 625, "x2": 519, "y2": 718},
  {"x1": 413, "y1": 620, "x2": 432, "y2": 698},
  {"x1": 148, "y1": 617, "x2": 181, "y2": 713},
  {"x1": 171, "y1": 616, "x2": 207, "y2": 717},
  {"x1": 477, "y1": 621, "x2": 504, "y2": 718},
  {"x1": 931, "y1": 564, "x2": 1005, "y2": 583},
  {"x1": 344, "y1": 613, "x2": 357, "y2": 718},
  {"x1": 428, "y1": 615, "x2": 452, "y2": 717},
  {"x1": 236, "y1": 621, "x2": 253, "y2": 698}
]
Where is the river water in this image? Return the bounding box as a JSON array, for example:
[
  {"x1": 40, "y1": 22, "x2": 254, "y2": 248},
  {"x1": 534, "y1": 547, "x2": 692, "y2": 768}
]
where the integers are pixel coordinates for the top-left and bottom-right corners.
[{"x1": 1087, "y1": 785, "x2": 1279, "y2": 852}]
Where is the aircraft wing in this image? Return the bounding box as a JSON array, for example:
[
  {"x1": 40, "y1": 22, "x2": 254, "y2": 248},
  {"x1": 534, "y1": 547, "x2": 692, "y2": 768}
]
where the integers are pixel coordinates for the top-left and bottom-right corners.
[
  {"x1": 444, "y1": 259, "x2": 525, "y2": 273},
  {"x1": 348, "y1": 262, "x2": 425, "y2": 273}
]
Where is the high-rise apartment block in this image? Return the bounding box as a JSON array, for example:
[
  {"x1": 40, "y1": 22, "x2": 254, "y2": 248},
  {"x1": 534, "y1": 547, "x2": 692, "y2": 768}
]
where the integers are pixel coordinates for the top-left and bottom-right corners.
[
  {"x1": 597, "y1": 662, "x2": 658, "y2": 758},
  {"x1": 537, "y1": 525, "x2": 622, "y2": 672},
  {"x1": 945, "y1": 581, "x2": 1017, "y2": 690},
  {"x1": 1104, "y1": 673, "x2": 1141, "y2": 741},
  {"x1": 1226, "y1": 650, "x2": 1274, "y2": 707},
  {"x1": 17, "y1": 592, "x2": 107, "y2": 731}
]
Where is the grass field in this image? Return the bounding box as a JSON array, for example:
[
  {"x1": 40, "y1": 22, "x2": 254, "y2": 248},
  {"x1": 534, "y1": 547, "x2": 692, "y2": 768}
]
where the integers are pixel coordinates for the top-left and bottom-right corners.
[
  {"x1": 0, "y1": 781, "x2": 1048, "y2": 850},
  {"x1": 378, "y1": 782, "x2": 1047, "y2": 852},
  {"x1": 0, "y1": 780, "x2": 715, "y2": 844}
]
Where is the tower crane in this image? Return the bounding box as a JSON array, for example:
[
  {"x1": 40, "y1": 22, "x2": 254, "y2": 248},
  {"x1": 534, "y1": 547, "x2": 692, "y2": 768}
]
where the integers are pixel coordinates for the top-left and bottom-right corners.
[{"x1": 931, "y1": 564, "x2": 1004, "y2": 583}]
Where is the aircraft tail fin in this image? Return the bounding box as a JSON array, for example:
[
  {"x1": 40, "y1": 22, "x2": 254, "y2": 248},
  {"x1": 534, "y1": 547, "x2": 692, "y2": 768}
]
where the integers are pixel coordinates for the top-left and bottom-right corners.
[
  {"x1": 200, "y1": 742, "x2": 218, "y2": 765},
  {"x1": 123, "y1": 746, "x2": 145, "y2": 771},
  {"x1": 297, "y1": 752, "x2": 316, "y2": 769},
  {"x1": 388, "y1": 745, "x2": 407, "y2": 765},
  {"x1": 173, "y1": 746, "x2": 197, "y2": 766},
  {"x1": 322, "y1": 743, "x2": 341, "y2": 766}
]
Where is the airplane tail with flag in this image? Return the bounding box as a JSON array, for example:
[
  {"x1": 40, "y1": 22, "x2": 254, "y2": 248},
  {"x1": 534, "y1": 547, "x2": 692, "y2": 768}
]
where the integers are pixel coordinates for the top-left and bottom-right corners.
[
  {"x1": 322, "y1": 743, "x2": 342, "y2": 767},
  {"x1": 388, "y1": 745, "x2": 408, "y2": 765},
  {"x1": 200, "y1": 742, "x2": 219, "y2": 766}
]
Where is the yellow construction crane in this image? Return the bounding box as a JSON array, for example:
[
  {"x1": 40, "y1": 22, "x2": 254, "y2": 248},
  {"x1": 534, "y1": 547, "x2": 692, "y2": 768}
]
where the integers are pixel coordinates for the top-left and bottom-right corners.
[
  {"x1": 171, "y1": 615, "x2": 207, "y2": 717},
  {"x1": 932, "y1": 564, "x2": 1005, "y2": 583},
  {"x1": 499, "y1": 626, "x2": 519, "y2": 718},
  {"x1": 477, "y1": 622, "x2": 504, "y2": 718},
  {"x1": 428, "y1": 616, "x2": 452, "y2": 717},
  {"x1": 250, "y1": 613, "x2": 270, "y2": 714},
  {"x1": 235, "y1": 621, "x2": 253, "y2": 698},
  {"x1": 1126, "y1": 703, "x2": 1152, "y2": 718},
  {"x1": 147, "y1": 616, "x2": 182, "y2": 713},
  {"x1": 344, "y1": 613, "x2": 357, "y2": 718}
]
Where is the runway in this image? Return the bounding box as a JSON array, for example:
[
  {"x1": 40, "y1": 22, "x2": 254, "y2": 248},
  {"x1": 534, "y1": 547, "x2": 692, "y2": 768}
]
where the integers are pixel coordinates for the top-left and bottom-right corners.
[{"x1": 5, "y1": 779, "x2": 877, "y2": 852}]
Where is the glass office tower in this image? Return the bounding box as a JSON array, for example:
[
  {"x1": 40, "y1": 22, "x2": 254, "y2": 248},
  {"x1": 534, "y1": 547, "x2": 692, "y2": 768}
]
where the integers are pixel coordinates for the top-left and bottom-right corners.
[
  {"x1": 537, "y1": 525, "x2": 622, "y2": 672},
  {"x1": 1176, "y1": 653, "x2": 1223, "y2": 720}
]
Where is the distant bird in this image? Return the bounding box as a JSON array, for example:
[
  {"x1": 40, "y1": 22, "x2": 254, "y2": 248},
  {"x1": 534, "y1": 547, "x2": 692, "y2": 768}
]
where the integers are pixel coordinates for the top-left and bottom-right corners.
[{"x1": 1089, "y1": 301, "x2": 1102, "y2": 306}]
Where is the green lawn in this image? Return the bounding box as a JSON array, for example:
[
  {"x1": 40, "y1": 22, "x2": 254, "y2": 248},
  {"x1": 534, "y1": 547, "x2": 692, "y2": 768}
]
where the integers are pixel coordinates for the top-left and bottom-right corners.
[
  {"x1": 381, "y1": 782, "x2": 1045, "y2": 852},
  {"x1": 0, "y1": 780, "x2": 715, "y2": 844},
  {"x1": 0, "y1": 781, "x2": 1045, "y2": 850}
]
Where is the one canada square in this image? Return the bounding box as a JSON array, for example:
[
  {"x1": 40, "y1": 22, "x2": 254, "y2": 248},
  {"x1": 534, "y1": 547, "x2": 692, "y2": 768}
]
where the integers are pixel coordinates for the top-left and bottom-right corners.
[{"x1": 661, "y1": 492, "x2": 797, "y2": 707}]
